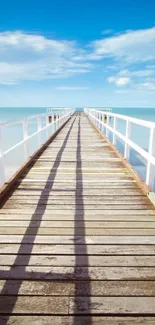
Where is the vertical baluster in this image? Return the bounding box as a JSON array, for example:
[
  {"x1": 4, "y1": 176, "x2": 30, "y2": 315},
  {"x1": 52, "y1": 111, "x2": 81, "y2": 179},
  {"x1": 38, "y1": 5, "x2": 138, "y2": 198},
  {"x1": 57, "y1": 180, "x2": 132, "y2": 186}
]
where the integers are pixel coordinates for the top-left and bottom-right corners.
[
  {"x1": 55, "y1": 112, "x2": 57, "y2": 131},
  {"x1": 101, "y1": 113, "x2": 104, "y2": 133},
  {"x1": 23, "y1": 119, "x2": 29, "y2": 160},
  {"x1": 56, "y1": 112, "x2": 58, "y2": 130},
  {"x1": 58, "y1": 112, "x2": 60, "y2": 129},
  {"x1": 124, "y1": 120, "x2": 131, "y2": 160},
  {"x1": 106, "y1": 115, "x2": 110, "y2": 139},
  {"x1": 99, "y1": 112, "x2": 101, "y2": 131},
  {"x1": 37, "y1": 115, "x2": 41, "y2": 147},
  {"x1": 46, "y1": 114, "x2": 49, "y2": 139},
  {"x1": 146, "y1": 127, "x2": 155, "y2": 188},
  {"x1": 59, "y1": 111, "x2": 61, "y2": 127},
  {"x1": 51, "y1": 114, "x2": 54, "y2": 134},
  {"x1": 98, "y1": 112, "x2": 100, "y2": 129},
  {"x1": 0, "y1": 127, "x2": 5, "y2": 187},
  {"x1": 113, "y1": 116, "x2": 117, "y2": 145}
]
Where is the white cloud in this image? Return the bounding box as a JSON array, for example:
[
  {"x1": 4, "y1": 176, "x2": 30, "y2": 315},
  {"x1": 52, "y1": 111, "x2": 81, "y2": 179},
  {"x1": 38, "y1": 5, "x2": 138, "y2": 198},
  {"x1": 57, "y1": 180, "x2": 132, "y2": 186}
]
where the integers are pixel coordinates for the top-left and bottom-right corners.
[
  {"x1": 138, "y1": 82, "x2": 155, "y2": 90},
  {"x1": 1, "y1": 27, "x2": 155, "y2": 87},
  {"x1": 108, "y1": 76, "x2": 130, "y2": 86},
  {"x1": 56, "y1": 86, "x2": 89, "y2": 90},
  {"x1": 0, "y1": 31, "x2": 92, "y2": 84},
  {"x1": 91, "y1": 27, "x2": 155, "y2": 63},
  {"x1": 118, "y1": 69, "x2": 155, "y2": 77}
]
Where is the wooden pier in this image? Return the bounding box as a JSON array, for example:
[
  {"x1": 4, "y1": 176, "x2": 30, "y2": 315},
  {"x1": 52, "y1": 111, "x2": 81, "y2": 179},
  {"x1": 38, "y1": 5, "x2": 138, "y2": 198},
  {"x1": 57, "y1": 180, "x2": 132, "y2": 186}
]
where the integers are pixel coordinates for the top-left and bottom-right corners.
[{"x1": 0, "y1": 112, "x2": 155, "y2": 324}]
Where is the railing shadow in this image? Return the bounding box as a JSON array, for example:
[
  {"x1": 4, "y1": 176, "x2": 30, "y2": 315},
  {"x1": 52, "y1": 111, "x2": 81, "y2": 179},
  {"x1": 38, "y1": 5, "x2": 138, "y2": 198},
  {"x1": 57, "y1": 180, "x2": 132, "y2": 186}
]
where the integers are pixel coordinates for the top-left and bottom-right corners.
[
  {"x1": 0, "y1": 113, "x2": 92, "y2": 324},
  {"x1": 73, "y1": 114, "x2": 92, "y2": 323}
]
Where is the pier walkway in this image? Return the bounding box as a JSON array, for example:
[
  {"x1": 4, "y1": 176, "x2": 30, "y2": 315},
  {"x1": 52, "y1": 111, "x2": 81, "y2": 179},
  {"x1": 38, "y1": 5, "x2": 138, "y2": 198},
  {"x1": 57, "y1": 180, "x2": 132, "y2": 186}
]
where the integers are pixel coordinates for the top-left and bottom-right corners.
[{"x1": 0, "y1": 112, "x2": 155, "y2": 324}]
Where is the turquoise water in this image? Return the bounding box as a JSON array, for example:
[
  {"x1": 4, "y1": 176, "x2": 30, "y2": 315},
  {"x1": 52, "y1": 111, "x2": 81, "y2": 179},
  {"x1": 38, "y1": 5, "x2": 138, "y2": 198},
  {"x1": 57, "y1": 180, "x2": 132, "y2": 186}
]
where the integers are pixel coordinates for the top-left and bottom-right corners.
[
  {"x1": 1, "y1": 107, "x2": 155, "y2": 122},
  {"x1": 0, "y1": 107, "x2": 155, "y2": 189}
]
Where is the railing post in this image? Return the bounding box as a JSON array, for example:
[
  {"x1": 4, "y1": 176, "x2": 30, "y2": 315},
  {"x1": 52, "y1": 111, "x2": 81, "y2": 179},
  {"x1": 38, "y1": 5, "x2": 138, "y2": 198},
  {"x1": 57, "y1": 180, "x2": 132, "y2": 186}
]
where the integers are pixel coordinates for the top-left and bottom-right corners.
[
  {"x1": 98, "y1": 112, "x2": 100, "y2": 129},
  {"x1": 124, "y1": 120, "x2": 131, "y2": 160},
  {"x1": 58, "y1": 112, "x2": 60, "y2": 129},
  {"x1": 56, "y1": 112, "x2": 58, "y2": 130},
  {"x1": 106, "y1": 115, "x2": 110, "y2": 139},
  {"x1": 23, "y1": 119, "x2": 29, "y2": 160},
  {"x1": 146, "y1": 127, "x2": 155, "y2": 188},
  {"x1": 37, "y1": 115, "x2": 42, "y2": 147},
  {"x1": 99, "y1": 112, "x2": 102, "y2": 131},
  {"x1": 0, "y1": 128, "x2": 5, "y2": 187},
  {"x1": 46, "y1": 114, "x2": 49, "y2": 139},
  {"x1": 113, "y1": 117, "x2": 117, "y2": 145},
  {"x1": 102, "y1": 113, "x2": 104, "y2": 133}
]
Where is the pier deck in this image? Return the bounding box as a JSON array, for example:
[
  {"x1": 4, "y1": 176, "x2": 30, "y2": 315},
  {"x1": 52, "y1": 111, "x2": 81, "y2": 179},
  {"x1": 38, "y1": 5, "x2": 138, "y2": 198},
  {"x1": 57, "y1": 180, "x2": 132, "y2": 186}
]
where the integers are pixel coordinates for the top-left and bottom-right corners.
[{"x1": 0, "y1": 112, "x2": 155, "y2": 324}]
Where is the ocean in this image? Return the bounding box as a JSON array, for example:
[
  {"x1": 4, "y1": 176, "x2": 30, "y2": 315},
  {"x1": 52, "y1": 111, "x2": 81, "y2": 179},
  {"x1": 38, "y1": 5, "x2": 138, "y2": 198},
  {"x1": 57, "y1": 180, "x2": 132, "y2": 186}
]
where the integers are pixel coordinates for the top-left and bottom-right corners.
[
  {"x1": 1, "y1": 107, "x2": 155, "y2": 123},
  {"x1": 0, "y1": 107, "x2": 155, "y2": 188}
]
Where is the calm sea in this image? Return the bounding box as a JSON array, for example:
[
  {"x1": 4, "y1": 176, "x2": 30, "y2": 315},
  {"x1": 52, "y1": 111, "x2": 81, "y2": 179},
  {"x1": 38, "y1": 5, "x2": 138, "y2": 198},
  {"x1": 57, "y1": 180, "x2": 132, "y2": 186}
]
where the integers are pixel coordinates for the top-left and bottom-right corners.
[
  {"x1": 0, "y1": 107, "x2": 155, "y2": 187},
  {"x1": 1, "y1": 107, "x2": 155, "y2": 122}
]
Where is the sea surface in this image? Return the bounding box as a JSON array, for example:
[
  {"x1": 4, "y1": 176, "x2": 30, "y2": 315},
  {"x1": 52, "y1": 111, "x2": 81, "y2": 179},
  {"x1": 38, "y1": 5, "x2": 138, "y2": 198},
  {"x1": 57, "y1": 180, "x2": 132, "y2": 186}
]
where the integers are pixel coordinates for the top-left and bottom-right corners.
[{"x1": 0, "y1": 107, "x2": 155, "y2": 189}]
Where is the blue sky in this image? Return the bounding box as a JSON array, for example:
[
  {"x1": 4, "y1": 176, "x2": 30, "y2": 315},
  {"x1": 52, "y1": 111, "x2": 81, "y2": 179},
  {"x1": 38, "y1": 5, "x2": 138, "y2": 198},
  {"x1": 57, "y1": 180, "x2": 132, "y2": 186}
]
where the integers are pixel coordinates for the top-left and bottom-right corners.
[{"x1": 0, "y1": 0, "x2": 155, "y2": 107}]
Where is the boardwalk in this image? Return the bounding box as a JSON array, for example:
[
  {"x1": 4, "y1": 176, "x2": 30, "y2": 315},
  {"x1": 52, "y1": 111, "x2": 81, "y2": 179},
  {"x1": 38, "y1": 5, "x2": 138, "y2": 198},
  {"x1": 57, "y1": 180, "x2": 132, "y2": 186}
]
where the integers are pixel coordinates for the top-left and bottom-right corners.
[{"x1": 0, "y1": 112, "x2": 155, "y2": 324}]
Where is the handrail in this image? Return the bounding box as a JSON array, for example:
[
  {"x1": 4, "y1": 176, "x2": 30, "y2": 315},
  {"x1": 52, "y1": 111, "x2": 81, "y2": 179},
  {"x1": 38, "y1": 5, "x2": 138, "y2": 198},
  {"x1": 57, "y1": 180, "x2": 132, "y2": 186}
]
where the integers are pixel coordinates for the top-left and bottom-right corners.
[
  {"x1": 84, "y1": 108, "x2": 155, "y2": 190},
  {"x1": 0, "y1": 108, "x2": 75, "y2": 187}
]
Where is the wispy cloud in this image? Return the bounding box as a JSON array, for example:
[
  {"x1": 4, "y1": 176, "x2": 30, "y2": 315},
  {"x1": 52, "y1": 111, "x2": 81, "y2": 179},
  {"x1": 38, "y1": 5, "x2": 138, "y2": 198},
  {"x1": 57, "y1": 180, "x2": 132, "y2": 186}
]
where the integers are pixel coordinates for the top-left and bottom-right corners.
[
  {"x1": 108, "y1": 76, "x2": 131, "y2": 86},
  {"x1": 1, "y1": 27, "x2": 155, "y2": 88},
  {"x1": 90, "y1": 27, "x2": 155, "y2": 63},
  {"x1": 0, "y1": 31, "x2": 92, "y2": 84},
  {"x1": 56, "y1": 86, "x2": 89, "y2": 90}
]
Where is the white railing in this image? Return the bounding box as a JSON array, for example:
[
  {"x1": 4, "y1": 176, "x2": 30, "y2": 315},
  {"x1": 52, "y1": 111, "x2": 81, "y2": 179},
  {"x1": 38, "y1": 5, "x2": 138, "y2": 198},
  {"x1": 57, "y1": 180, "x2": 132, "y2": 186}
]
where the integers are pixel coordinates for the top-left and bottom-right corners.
[
  {"x1": 47, "y1": 107, "x2": 71, "y2": 115},
  {"x1": 86, "y1": 107, "x2": 112, "y2": 113},
  {"x1": 84, "y1": 108, "x2": 155, "y2": 190},
  {"x1": 0, "y1": 108, "x2": 75, "y2": 188}
]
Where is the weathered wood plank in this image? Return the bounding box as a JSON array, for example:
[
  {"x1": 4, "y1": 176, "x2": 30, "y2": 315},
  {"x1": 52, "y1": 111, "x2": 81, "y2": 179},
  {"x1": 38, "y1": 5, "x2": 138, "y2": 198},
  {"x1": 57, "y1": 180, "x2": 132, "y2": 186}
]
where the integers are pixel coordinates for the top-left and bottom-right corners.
[
  {"x1": 1, "y1": 255, "x2": 155, "y2": 266},
  {"x1": 1, "y1": 209, "x2": 153, "y2": 215},
  {"x1": 0, "y1": 214, "x2": 154, "y2": 221},
  {"x1": 1, "y1": 227, "x2": 155, "y2": 235},
  {"x1": 1, "y1": 220, "x2": 155, "y2": 228},
  {"x1": 0, "y1": 316, "x2": 154, "y2": 325},
  {"x1": 6, "y1": 196, "x2": 150, "y2": 203},
  {"x1": 1, "y1": 280, "x2": 155, "y2": 296},
  {"x1": 0, "y1": 235, "x2": 155, "y2": 244},
  {"x1": 69, "y1": 297, "x2": 155, "y2": 314},
  {"x1": 0, "y1": 244, "x2": 154, "y2": 255},
  {"x1": 11, "y1": 189, "x2": 144, "y2": 196},
  {"x1": 1, "y1": 266, "x2": 155, "y2": 280},
  {"x1": 2, "y1": 203, "x2": 153, "y2": 210},
  {"x1": 0, "y1": 296, "x2": 69, "y2": 314}
]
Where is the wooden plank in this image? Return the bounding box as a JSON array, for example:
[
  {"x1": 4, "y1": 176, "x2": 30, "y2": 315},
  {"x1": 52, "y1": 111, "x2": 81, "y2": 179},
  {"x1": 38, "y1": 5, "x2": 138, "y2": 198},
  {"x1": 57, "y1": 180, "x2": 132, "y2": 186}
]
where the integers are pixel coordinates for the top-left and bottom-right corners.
[
  {"x1": 0, "y1": 244, "x2": 154, "y2": 255},
  {"x1": 0, "y1": 214, "x2": 154, "y2": 221},
  {"x1": 2, "y1": 203, "x2": 153, "y2": 210},
  {"x1": 15, "y1": 182, "x2": 141, "y2": 189},
  {"x1": 1, "y1": 235, "x2": 155, "y2": 244},
  {"x1": 0, "y1": 296, "x2": 69, "y2": 314},
  {"x1": 1, "y1": 266, "x2": 155, "y2": 280},
  {"x1": 11, "y1": 189, "x2": 144, "y2": 195},
  {"x1": 1, "y1": 209, "x2": 153, "y2": 215},
  {"x1": 1, "y1": 220, "x2": 155, "y2": 228},
  {"x1": 1, "y1": 255, "x2": 155, "y2": 266},
  {"x1": 1, "y1": 280, "x2": 155, "y2": 296},
  {"x1": 6, "y1": 196, "x2": 149, "y2": 203},
  {"x1": 70, "y1": 297, "x2": 155, "y2": 314},
  {"x1": 0, "y1": 316, "x2": 154, "y2": 325},
  {"x1": 1, "y1": 227, "x2": 155, "y2": 236}
]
